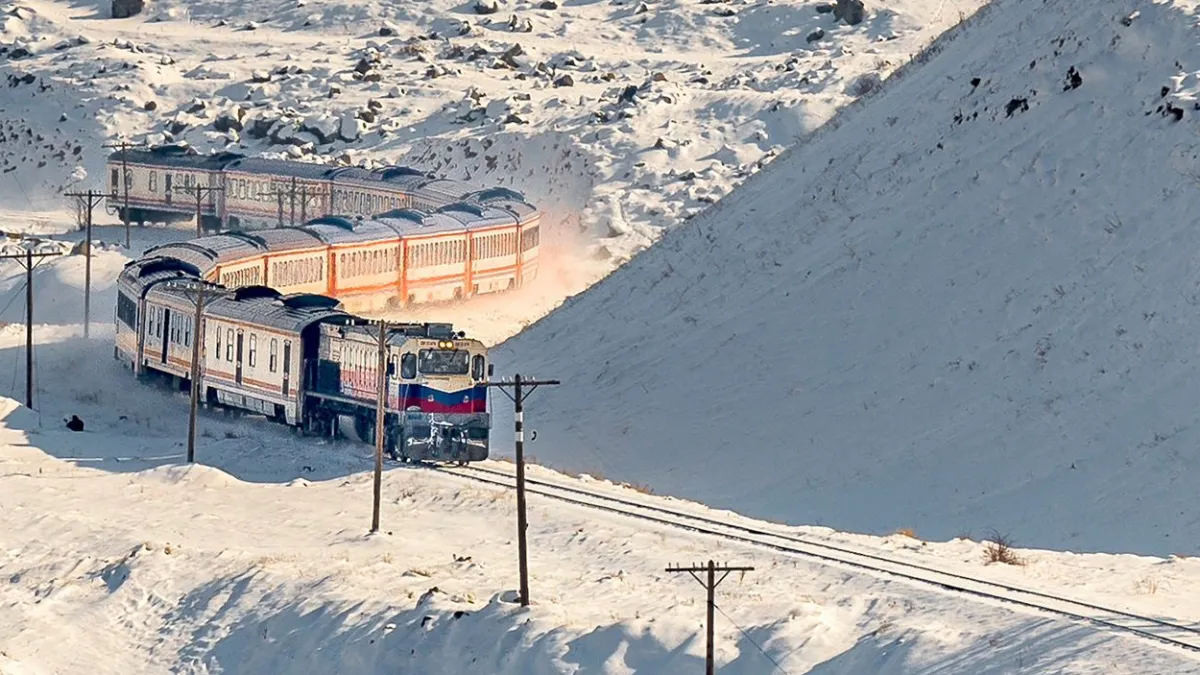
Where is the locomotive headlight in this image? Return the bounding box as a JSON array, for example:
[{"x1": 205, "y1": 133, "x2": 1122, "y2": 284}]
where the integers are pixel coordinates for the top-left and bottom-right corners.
[{"x1": 437, "y1": 340, "x2": 454, "y2": 349}]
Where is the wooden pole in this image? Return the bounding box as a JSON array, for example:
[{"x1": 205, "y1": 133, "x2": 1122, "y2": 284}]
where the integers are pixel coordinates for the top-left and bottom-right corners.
[
  {"x1": 186, "y1": 290, "x2": 206, "y2": 464},
  {"x1": 483, "y1": 373, "x2": 560, "y2": 607},
  {"x1": 665, "y1": 561, "x2": 755, "y2": 675},
  {"x1": 24, "y1": 249, "x2": 32, "y2": 408},
  {"x1": 371, "y1": 320, "x2": 386, "y2": 533},
  {"x1": 83, "y1": 196, "x2": 92, "y2": 338}
]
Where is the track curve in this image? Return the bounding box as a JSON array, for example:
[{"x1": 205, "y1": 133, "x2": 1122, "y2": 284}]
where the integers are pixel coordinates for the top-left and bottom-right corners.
[{"x1": 432, "y1": 462, "x2": 1200, "y2": 655}]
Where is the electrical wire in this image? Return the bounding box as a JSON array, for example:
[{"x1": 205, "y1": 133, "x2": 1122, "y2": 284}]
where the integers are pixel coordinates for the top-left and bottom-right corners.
[{"x1": 712, "y1": 602, "x2": 792, "y2": 675}]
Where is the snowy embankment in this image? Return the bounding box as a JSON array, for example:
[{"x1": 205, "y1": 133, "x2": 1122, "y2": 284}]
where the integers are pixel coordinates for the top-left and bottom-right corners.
[
  {"x1": 0, "y1": 0, "x2": 987, "y2": 335},
  {"x1": 496, "y1": 0, "x2": 1200, "y2": 558},
  {"x1": 2, "y1": 319, "x2": 1200, "y2": 673}
]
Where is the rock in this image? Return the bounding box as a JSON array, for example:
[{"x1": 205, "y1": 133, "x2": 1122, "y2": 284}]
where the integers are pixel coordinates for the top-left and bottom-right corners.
[
  {"x1": 354, "y1": 57, "x2": 374, "y2": 75},
  {"x1": 503, "y1": 113, "x2": 527, "y2": 124},
  {"x1": 506, "y1": 14, "x2": 532, "y2": 32},
  {"x1": 712, "y1": 6, "x2": 735, "y2": 16},
  {"x1": 300, "y1": 113, "x2": 338, "y2": 143},
  {"x1": 634, "y1": 2, "x2": 649, "y2": 14},
  {"x1": 833, "y1": 0, "x2": 865, "y2": 25},
  {"x1": 367, "y1": 99, "x2": 383, "y2": 111},
  {"x1": 7, "y1": 46, "x2": 31, "y2": 59},
  {"x1": 241, "y1": 21, "x2": 259, "y2": 31},
  {"x1": 485, "y1": 98, "x2": 510, "y2": 119},
  {"x1": 168, "y1": 120, "x2": 188, "y2": 135},
  {"x1": 357, "y1": 109, "x2": 376, "y2": 124},
  {"x1": 386, "y1": 86, "x2": 402, "y2": 98},
  {"x1": 143, "y1": 100, "x2": 157, "y2": 111},
  {"x1": 554, "y1": 73, "x2": 574, "y2": 87},
  {"x1": 617, "y1": 84, "x2": 638, "y2": 104},
  {"x1": 806, "y1": 27, "x2": 825, "y2": 43},
  {"x1": 474, "y1": 0, "x2": 499, "y2": 14},
  {"x1": 815, "y1": 2, "x2": 835, "y2": 11},
  {"x1": 250, "y1": 70, "x2": 271, "y2": 83},
  {"x1": 245, "y1": 117, "x2": 274, "y2": 139},
  {"x1": 339, "y1": 111, "x2": 363, "y2": 142},
  {"x1": 650, "y1": 71, "x2": 667, "y2": 82},
  {"x1": 328, "y1": 84, "x2": 342, "y2": 97},
  {"x1": 379, "y1": 22, "x2": 399, "y2": 37},
  {"x1": 500, "y1": 44, "x2": 525, "y2": 69},
  {"x1": 1063, "y1": 66, "x2": 1082, "y2": 91},
  {"x1": 538, "y1": 0, "x2": 558, "y2": 8},
  {"x1": 844, "y1": 71, "x2": 881, "y2": 97},
  {"x1": 111, "y1": 0, "x2": 144, "y2": 19}
]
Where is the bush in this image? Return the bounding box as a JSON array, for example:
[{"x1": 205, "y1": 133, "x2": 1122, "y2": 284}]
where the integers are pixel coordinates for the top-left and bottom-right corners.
[{"x1": 982, "y1": 530, "x2": 1024, "y2": 566}]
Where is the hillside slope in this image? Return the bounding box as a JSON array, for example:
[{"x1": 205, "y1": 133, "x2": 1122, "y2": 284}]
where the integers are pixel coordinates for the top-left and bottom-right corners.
[{"x1": 495, "y1": 0, "x2": 1200, "y2": 557}]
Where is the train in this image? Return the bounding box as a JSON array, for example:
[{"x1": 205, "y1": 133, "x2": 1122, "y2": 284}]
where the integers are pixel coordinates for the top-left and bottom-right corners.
[
  {"x1": 116, "y1": 256, "x2": 493, "y2": 463},
  {"x1": 107, "y1": 145, "x2": 541, "y2": 311}
]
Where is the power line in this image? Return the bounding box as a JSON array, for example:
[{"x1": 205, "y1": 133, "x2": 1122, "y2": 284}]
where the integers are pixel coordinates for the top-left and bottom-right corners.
[{"x1": 712, "y1": 602, "x2": 791, "y2": 675}]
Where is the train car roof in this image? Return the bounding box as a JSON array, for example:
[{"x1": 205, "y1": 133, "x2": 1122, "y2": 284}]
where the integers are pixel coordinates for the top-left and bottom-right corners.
[
  {"x1": 117, "y1": 257, "x2": 206, "y2": 297},
  {"x1": 236, "y1": 227, "x2": 325, "y2": 252},
  {"x1": 144, "y1": 234, "x2": 267, "y2": 274},
  {"x1": 223, "y1": 157, "x2": 341, "y2": 181},
  {"x1": 109, "y1": 145, "x2": 246, "y2": 170},
  {"x1": 301, "y1": 216, "x2": 404, "y2": 245},
  {"x1": 202, "y1": 286, "x2": 350, "y2": 333}
]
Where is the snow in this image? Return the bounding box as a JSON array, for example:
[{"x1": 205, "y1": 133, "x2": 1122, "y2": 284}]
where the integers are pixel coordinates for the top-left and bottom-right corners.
[
  {"x1": 3, "y1": 0, "x2": 1200, "y2": 670},
  {"x1": 496, "y1": 0, "x2": 1200, "y2": 558},
  {"x1": 1, "y1": 311, "x2": 1199, "y2": 673}
]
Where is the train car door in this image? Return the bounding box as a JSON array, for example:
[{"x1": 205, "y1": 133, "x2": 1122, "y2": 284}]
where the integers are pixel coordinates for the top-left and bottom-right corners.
[
  {"x1": 164, "y1": 174, "x2": 173, "y2": 204},
  {"x1": 235, "y1": 329, "x2": 244, "y2": 384},
  {"x1": 160, "y1": 309, "x2": 171, "y2": 365},
  {"x1": 282, "y1": 340, "x2": 292, "y2": 395}
]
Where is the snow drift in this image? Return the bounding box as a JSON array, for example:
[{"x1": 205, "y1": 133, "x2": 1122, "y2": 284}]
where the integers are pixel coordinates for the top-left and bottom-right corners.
[{"x1": 495, "y1": 0, "x2": 1200, "y2": 557}]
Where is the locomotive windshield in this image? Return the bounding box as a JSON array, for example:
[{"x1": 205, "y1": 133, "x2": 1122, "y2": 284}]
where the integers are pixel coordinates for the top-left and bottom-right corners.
[{"x1": 418, "y1": 349, "x2": 470, "y2": 375}]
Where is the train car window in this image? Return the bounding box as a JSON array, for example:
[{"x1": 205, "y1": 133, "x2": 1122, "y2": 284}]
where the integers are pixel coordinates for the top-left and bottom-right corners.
[
  {"x1": 248, "y1": 334, "x2": 257, "y2": 367},
  {"x1": 226, "y1": 328, "x2": 234, "y2": 360},
  {"x1": 216, "y1": 324, "x2": 222, "y2": 360},
  {"x1": 401, "y1": 353, "x2": 416, "y2": 379},
  {"x1": 472, "y1": 355, "x2": 486, "y2": 380},
  {"x1": 419, "y1": 349, "x2": 470, "y2": 375},
  {"x1": 148, "y1": 172, "x2": 157, "y2": 193},
  {"x1": 184, "y1": 318, "x2": 191, "y2": 348},
  {"x1": 269, "y1": 338, "x2": 278, "y2": 372}
]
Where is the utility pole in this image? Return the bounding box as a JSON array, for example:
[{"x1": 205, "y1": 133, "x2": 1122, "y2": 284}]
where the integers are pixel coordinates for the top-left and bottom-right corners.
[
  {"x1": 164, "y1": 279, "x2": 223, "y2": 464},
  {"x1": 183, "y1": 184, "x2": 225, "y2": 238},
  {"x1": 63, "y1": 189, "x2": 106, "y2": 339},
  {"x1": 371, "y1": 319, "x2": 388, "y2": 533},
  {"x1": 0, "y1": 249, "x2": 64, "y2": 409},
  {"x1": 102, "y1": 139, "x2": 146, "y2": 249},
  {"x1": 665, "y1": 560, "x2": 755, "y2": 675},
  {"x1": 266, "y1": 180, "x2": 329, "y2": 227},
  {"x1": 483, "y1": 373, "x2": 560, "y2": 607}
]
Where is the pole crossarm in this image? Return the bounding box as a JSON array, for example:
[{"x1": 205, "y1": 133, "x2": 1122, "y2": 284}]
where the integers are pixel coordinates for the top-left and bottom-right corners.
[{"x1": 665, "y1": 560, "x2": 755, "y2": 675}]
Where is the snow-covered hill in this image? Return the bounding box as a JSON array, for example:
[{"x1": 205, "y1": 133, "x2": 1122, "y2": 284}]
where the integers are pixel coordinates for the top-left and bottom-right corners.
[
  {"x1": 2, "y1": 303, "x2": 1200, "y2": 673},
  {"x1": 0, "y1": 0, "x2": 986, "y2": 308},
  {"x1": 495, "y1": 0, "x2": 1200, "y2": 558}
]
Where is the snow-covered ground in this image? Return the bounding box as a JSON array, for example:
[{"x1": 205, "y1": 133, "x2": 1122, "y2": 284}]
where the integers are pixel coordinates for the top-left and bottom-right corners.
[
  {"x1": 0, "y1": 0, "x2": 987, "y2": 336},
  {"x1": 0, "y1": 260, "x2": 1199, "y2": 672},
  {"x1": 497, "y1": 0, "x2": 1200, "y2": 559}
]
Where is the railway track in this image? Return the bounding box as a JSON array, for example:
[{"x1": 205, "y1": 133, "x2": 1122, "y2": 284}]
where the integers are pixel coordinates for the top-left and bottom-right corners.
[{"x1": 434, "y1": 462, "x2": 1200, "y2": 655}]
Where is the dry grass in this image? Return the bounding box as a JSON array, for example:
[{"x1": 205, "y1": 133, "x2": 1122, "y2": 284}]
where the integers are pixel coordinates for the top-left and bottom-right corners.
[
  {"x1": 982, "y1": 530, "x2": 1024, "y2": 566},
  {"x1": 895, "y1": 527, "x2": 917, "y2": 539},
  {"x1": 1133, "y1": 576, "x2": 1160, "y2": 595}
]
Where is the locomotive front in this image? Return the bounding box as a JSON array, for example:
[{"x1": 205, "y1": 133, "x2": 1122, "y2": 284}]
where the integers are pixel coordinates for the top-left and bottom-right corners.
[{"x1": 394, "y1": 333, "x2": 491, "y2": 463}]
